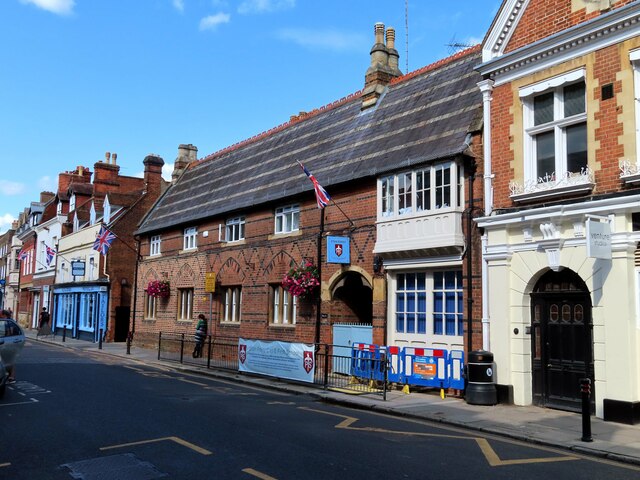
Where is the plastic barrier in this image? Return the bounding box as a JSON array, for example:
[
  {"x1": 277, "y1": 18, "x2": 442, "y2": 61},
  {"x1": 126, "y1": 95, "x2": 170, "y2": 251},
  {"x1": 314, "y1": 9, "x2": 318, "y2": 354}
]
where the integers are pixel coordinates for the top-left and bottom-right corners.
[
  {"x1": 403, "y1": 347, "x2": 448, "y2": 389},
  {"x1": 448, "y1": 350, "x2": 465, "y2": 390},
  {"x1": 386, "y1": 345, "x2": 403, "y2": 384},
  {"x1": 351, "y1": 343, "x2": 386, "y2": 382}
]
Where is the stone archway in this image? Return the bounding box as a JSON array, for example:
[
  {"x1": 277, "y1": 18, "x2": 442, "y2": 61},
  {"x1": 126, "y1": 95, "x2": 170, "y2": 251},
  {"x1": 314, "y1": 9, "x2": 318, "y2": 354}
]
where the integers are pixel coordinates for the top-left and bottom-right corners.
[
  {"x1": 530, "y1": 268, "x2": 594, "y2": 413},
  {"x1": 330, "y1": 270, "x2": 373, "y2": 323}
]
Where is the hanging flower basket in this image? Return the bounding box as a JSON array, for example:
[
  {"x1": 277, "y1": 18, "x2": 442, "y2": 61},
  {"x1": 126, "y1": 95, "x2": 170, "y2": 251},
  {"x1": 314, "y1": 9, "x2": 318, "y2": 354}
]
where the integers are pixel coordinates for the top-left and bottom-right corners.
[
  {"x1": 146, "y1": 280, "x2": 170, "y2": 298},
  {"x1": 282, "y1": 260, "x2": 320, "y2": 299}
]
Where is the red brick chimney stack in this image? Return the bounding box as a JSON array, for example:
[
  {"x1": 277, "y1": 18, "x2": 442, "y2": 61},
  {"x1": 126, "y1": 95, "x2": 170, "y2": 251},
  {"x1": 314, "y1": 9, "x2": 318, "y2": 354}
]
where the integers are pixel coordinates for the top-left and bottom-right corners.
[
  {"x1": 362, "y1": 22, "x2": 401, "y2": 110},
  {"x1": 94, "y1": 151, "x2": 121, "y2": 194},
  {"x1": 143, "y1": 154, "x2": 165, "y2": 195}
]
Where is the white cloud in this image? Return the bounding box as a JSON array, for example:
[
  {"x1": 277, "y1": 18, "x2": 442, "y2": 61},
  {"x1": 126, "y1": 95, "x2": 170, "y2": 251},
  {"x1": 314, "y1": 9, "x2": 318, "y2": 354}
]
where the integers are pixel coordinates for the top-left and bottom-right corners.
[
  {"x1": 20, "y1": 0, "x2": 75, "y2": 15},
  {"x1": 0, "y1": 213, "x2": 16, "y2": 234},
  {"x1": 276, "y1": 28, "x2": 367, "y2": 52},
  {"x1": 172, "y1": 0, "x2": 184, "y2": 12},
  {"x1": 238, "y1": 0, "x2": 295, "y2": 15},
  {"x1": 38, "y1": 176, "x2": 55, "y2": 191},
  {"x1": 0, "y1": 180, "x2": 25, "y2": 196},
  {"x1": 162, "y1": 163, "x2": 174, "y2": 181},
  {"x1": 199, "y1": 12, "x2": 231, "y2": 31}
]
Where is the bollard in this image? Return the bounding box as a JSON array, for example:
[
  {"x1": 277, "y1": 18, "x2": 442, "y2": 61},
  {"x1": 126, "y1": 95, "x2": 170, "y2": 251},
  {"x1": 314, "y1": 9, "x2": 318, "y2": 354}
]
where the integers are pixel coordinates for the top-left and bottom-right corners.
[
  {"x1": 62, "y1": 325, "x2": 67, "y2": 342},
  {"x1": 580, "y1": 378, "x2": 593, "y2": 442},
  {"x1": 126, "y1": 332, "x2": 132, "y2": 355},
  {"x1": 99, "y1": 328, "x2": 103, "y2": 350}
]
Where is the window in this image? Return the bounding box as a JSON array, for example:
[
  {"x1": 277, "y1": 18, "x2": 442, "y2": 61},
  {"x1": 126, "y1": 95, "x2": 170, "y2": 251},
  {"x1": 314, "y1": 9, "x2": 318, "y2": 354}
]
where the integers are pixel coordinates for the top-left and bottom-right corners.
[
  {"x1": 178, "y1": 288, "x2": 193, "y2": 320},
  {"x1": 183, "y1": 227, "x2": 197, "y2": 250},
  {"x1": 226, "y1": 217, "x2": 245, "y2": 242},
  {"x1": 150, "y1": 235, "x2": 161, "y2": 256},
  {"x1": 90, "y1": 202, "x2": 96, "y2": 225},
  {"x1": 144, "y1": 292, "x2": 157, "y2": 319},
  {"x1": 79, "y1": 293, "x2": 98, "y2": 331},
  {"x1": 396, "y1": 273, "x2": 427, "y2": 334},
  {"x1": 222, "y1": 286, "x2": 242, "y2": 323},
  {"x1": 270, "y1": 285, "x2": 296, "y2": 325},
  {"x1": 379, "y1": 162, "x2": 462, "y2": 219},
  {"x1": 433, "y1": 271, "x2": 463, "y2": 336},
  {"x1": 103, "y1": 195, "x2": 111, "y2": 224},
  {"x1": 57, "y1": 201, "x2": 62, "y2": 215},
  {"x1": 275, "y1": 205, "x2": 299, "y2": 234},
  {"x1": 393, "y1": 269, "x2": 463, "y2": 338},
  {"x1": 69, "y1": 194, "x2": 76, "y2": 212},
  {"x1": 522, "y1": 74, "x2": 587, "y2": 183}
]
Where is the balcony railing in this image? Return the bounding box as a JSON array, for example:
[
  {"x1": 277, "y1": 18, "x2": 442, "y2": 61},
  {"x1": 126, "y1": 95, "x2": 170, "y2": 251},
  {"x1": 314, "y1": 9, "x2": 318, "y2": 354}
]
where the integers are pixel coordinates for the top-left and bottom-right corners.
[{"x1": 509, "y1": 168, "x2": 594, "y2": 202}]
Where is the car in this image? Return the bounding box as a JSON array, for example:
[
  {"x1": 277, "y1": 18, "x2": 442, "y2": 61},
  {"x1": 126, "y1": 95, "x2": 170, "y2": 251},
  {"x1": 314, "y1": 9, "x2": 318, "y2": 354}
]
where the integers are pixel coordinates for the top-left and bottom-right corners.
[{"x1": 0, "y1": 318, "x2": 25, "y2": 398}]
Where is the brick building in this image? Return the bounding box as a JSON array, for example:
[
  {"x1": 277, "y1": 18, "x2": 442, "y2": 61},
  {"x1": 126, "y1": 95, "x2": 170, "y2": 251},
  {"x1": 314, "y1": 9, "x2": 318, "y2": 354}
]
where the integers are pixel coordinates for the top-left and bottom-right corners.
[
  {"x1": 0, "y1": 226, "x2": 15, "y2": 310},
  {"x1": 476, "y1": 0, "x2": 640, "y2": 423},
  {"x1": 133, "y1": 24, "x2": 484, "y2": 355},
  {"x1": 49, "y1": 153, "x2": 167, "y2": 342}
]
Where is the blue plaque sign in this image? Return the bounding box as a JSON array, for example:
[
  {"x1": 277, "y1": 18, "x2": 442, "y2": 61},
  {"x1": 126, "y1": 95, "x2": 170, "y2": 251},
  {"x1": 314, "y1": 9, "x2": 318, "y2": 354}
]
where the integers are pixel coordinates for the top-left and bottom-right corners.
[{"x1": 327, "y1": 236, "x2": 350, "y2": 264}]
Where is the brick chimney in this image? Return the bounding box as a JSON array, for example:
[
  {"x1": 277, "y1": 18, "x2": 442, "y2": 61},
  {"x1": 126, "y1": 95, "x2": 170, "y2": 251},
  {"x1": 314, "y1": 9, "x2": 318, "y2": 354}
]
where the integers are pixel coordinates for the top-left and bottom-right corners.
[
  {"x1": 57, "y1": 166, "x2": 92, "y2": 195},
  {"x1": 143, "y1": 154, "x2": 165, "y2": 195},
  {"x1": 172, "y1": 144, "x2": 197, "y2": 184},
  {"x1": 362, "y1": 23, "x2": 401, "y2": 110},
  {"x1": 94, "y1": 151, "x2": 121, "y2": 194},
  {"x1": 39, "y1": 191, "x2": 55, "y2": 203}
]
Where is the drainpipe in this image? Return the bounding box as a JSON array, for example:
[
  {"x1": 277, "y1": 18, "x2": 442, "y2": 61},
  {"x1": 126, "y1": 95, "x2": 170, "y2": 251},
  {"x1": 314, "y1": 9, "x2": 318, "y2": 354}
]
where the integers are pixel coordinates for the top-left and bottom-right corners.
[
  {"x1": 477, "y1": 79, "x2": 494, "y2": 351},
  {"x1": 481, "y1": 233, "x2": 490, "y2": 351}
]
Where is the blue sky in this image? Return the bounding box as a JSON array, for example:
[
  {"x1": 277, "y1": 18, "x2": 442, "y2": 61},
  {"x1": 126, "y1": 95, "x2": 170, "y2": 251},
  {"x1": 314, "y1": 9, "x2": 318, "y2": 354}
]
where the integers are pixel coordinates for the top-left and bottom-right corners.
[{"x1": 0, "y1": 0, "x2": 500, "y2": 234}]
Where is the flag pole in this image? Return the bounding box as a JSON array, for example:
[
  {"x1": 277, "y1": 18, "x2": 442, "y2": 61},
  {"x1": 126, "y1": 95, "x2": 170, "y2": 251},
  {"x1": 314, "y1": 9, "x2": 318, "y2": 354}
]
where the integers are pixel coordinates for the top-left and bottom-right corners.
[{"x1": 329, "y1": 198, "x2": 355, "y2": 229}]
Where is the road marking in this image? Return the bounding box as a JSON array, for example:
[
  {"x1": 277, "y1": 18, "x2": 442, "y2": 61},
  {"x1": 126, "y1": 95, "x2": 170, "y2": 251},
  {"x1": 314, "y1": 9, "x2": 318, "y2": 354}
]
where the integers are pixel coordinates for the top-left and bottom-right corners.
[
  {"x1": 300, "y1": 407, "x2": 579, "y2": 468},
  {"x1": 242, "y1": 468, "x2": 278, "y2": 479},
  {"x1": 267, "y1": 401, "x2": 296, "y2": 405},
  {"x1": 100, "y1": 436, "x2": 212, "y2": 456},
  {"x1": 10, "y1": 381, "x2": 51, "y2": 395},
  {"x1": 0, "y1": 397, "x2": 39, "y2": 407},
  {"x1": 177, "y1": 378, "x2": 209, "y2": 386},
  {"x1": 0, "y1": 462, "x2": 10, "y2": 468}
]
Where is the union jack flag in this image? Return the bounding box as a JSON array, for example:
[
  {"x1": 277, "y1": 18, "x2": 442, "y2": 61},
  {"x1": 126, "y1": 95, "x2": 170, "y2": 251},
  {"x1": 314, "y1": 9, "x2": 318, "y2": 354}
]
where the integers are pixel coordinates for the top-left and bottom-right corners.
[
  {"x1": 17, "y1": 249, "x2": 29, "y2": 261},
  {"x1": 93, "y1": 225, "x2": 116, "y2": 255},
  {"x1": 45, "y1": 245, "x2": 56, "y2": 266},
  {"x1": 297, "y1": 161, "x2": 331, "y2": 209}
]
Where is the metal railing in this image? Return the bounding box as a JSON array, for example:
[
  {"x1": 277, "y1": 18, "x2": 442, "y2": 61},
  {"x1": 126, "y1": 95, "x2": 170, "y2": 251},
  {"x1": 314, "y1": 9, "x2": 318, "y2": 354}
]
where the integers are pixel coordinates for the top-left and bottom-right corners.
[{"x1": 157, "y1": 333, "x2": 388, "y2": 399}]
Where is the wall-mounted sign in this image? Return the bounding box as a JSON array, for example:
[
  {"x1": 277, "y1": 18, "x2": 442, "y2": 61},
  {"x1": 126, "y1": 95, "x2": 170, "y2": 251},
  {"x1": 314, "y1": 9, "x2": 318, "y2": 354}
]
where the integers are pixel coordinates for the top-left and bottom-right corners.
[
  {"x1": 586, "y1": 219, "x2": 611, "y2": 260},
  {"x1": 204, "y1": 272, "x2": 216, "y2": 293},
  {"x1": 71, "y1": 261, "x2": 86, "y2": 277},
  {"x1": 327, "y1": 236, "x2": 350, "y2": 264}
]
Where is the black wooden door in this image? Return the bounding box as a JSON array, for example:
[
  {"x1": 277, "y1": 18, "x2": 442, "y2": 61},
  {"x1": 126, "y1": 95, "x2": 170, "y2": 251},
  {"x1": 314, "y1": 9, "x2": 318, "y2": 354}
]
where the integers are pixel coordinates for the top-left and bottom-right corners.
[{"x1": 531, "y1": 270, "x2": 594, "y2": 413}]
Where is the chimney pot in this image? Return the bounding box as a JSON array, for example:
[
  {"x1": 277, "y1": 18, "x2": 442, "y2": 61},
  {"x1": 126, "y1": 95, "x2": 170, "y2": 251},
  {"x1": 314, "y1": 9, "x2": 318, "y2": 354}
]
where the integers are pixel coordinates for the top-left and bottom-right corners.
[
  {"x1": 112, "y1": 153, "x2": 117, "y2": 164},
  {"x1": 105, "y1": 152, "x2": 111, "y2": 163}
]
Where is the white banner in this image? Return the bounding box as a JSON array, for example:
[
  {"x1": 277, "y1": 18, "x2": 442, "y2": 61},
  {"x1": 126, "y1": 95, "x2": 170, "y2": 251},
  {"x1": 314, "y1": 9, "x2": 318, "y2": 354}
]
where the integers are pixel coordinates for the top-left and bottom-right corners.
[{"x1": 238, "y1": 339, "x2": 315, "y2": 383}]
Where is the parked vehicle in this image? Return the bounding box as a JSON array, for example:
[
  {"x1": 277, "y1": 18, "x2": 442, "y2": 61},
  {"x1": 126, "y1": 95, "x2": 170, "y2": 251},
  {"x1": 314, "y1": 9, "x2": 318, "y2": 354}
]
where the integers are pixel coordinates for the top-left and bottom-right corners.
[{"x1": 0, "y1": 318, "x2": 25, "y2": 398}]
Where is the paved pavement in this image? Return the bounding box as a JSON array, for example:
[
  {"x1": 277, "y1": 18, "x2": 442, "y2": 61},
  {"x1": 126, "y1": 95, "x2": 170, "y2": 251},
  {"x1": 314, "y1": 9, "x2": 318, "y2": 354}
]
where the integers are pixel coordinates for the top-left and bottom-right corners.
[{"x1": 21, "y1": 330, "x2": 640, "y2": 467}]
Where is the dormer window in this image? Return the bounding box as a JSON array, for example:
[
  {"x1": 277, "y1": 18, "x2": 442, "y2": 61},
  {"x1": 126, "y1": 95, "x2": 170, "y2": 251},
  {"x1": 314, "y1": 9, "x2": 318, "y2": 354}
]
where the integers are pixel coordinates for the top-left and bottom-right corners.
[
  {"x1": 90, "y1": 202, "x2": 96, "y2": 225},
  {"x1": 103, "y1": 195, "x2": 111, "y2": 224},
  {"x1": 57, "y1": 201, "x2": 62, "y2": 215},
  {"x1": 69, "y1": 194, "x2": 76, "y2": 212}
]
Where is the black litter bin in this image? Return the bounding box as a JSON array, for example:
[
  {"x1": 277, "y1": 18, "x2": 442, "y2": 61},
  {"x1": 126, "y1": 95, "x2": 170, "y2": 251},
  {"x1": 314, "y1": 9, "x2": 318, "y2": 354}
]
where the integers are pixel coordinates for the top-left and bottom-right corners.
[{"x1": 465, "y1": 350, "x2": 497, "y2": 405}]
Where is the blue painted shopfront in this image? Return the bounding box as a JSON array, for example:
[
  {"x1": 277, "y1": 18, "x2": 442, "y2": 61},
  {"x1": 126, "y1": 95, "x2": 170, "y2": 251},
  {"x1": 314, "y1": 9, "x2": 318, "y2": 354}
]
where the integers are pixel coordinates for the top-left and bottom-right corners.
[{"x1": 52, "y1": 284, "x2": 109, "y2": 342}]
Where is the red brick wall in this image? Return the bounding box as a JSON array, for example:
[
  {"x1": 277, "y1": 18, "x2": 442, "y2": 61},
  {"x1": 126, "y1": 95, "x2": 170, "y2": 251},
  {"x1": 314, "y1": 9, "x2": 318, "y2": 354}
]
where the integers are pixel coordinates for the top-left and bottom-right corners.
[
  {"x1": 505, "y1": 0, "x2": 635, "y2": 54},
  {"x1": 133, "y1": 180, "x2": 384, "y2": 347},
  {"x1": 491, "y1": 83, "x2": 516, "y2": 210}
]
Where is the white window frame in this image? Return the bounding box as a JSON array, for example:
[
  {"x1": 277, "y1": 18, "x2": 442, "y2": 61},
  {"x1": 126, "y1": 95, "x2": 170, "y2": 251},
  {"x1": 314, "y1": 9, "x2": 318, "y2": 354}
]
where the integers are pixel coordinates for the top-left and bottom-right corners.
[
  {"x1": 144, "y1": 292, "x2": 157, "y2": 320},
  {"x1": 378, "y1": 162, "x2": 462, "y2": 220},
  {"x1": 183, "y1": 227, "x2": 197, "y2": 250},
  {"x1": 271, "y1": 285, "x2": 296, "y2": 325},
  {"x1": 69, "y1": 193, "x2": 76, "y2": 212},
  {"x1": 90, "y1": 202, "x2": 96, "y2": 225},
  {"x1": 225, "y1": 217, "x2": 245, "y2": 242},
  {"x1": 178, "y1": 288, "x2": 193, "y2": 321},
  {"x1": 520, "y1": 69, "x2": 587, "y2": 184},
  {"x1": 103, "y1": 195, "x2": 111, "y2": 224},
  {"x1": 275, "y1": 205, "x2": 299, "y2": 234},
  {"x1": 222, "y1": 286, "x2": 242, "y2": 323},
  {"x1": 150, "y1": 235, "x2": 161, "y2": 256}
]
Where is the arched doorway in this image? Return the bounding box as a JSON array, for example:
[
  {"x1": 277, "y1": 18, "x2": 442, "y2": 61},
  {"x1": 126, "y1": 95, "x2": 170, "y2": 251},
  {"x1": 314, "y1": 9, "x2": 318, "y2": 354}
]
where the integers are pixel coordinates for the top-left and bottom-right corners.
[
  {"x1": 531, "y1": 269, "x2": 594, "y2": 413},
  {"x1": 331, "y1": 271, "x2": 372, "y2": 323}
]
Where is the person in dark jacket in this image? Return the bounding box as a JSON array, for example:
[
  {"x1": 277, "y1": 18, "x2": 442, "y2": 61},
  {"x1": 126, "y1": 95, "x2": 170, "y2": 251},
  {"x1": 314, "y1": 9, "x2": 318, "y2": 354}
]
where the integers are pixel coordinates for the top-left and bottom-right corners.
[{"x1": 192, "y1": 314, "x2": 208, "y2": 358}]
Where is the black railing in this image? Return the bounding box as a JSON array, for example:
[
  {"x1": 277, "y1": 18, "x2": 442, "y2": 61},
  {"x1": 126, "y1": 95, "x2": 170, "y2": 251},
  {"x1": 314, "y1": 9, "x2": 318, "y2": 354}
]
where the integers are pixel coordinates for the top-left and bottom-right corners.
[{"x1": 157, "y1": 332, "x2": 388, "y2": 398}]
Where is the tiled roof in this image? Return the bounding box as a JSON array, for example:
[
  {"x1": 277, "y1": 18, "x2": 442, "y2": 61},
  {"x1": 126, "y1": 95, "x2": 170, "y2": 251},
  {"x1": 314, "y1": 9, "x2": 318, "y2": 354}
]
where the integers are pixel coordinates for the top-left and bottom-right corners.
[{"x1": 137, "y1": 47, "x2": 483, "y2": 235}]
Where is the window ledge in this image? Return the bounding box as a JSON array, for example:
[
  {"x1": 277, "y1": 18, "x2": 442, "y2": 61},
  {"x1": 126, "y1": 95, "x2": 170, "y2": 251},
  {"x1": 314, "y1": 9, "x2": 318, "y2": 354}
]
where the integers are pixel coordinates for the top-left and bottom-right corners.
[
  {"x1": 620, "y1": 160, "x2": 640, "y2": 184},
  {"x1": 220, "y1": 321, "x2": 241, "y2": 326},
  {"x1": 510, "y1": 169, "x2": 594, "y2": 203},
  {"x1": 178, "y1": 248, "x2": 198, "y2": 255},
  {"x1": 268, "y1": 230, "x2": 301, "y2": 241},
  {"x1": 268, "y1": 323, "x2": 296, "y2": 328},
  {"x1": 224, "y1": 239, "x2": 246, "y2": 246}
]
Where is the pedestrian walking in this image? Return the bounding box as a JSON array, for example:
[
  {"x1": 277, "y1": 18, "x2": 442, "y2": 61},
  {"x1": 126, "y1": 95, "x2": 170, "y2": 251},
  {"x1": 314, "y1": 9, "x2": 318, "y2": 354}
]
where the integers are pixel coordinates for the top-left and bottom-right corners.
[
  {"x1": 192, "y1": 314, "x2": 208, "y2": 358},
  {"x1": 39, "y1": 307, "x2": 50, "y2": 329}
]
